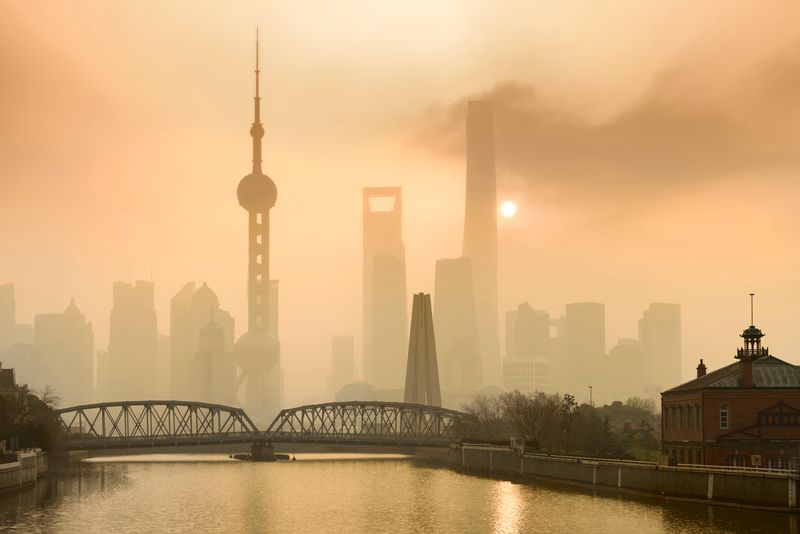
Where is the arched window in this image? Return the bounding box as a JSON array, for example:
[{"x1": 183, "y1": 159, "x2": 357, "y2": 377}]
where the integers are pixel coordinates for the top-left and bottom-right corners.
[{"x1": 719, "y1": 404, "x2": 729, "y2": 429}]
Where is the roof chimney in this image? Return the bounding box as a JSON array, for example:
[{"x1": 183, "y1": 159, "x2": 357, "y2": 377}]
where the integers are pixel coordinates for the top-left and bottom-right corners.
[
  {"x1": 696, "y1": 359, "x2": 707, "y2": 378},
  {"x1": 742, "y1": 358, "x2": 754, "y2": 388}
]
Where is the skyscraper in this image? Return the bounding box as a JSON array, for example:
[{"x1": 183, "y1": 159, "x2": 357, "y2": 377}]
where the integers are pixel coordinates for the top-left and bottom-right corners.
[
  {"x1": 404, "y1": 293, "x2": 441, "y2": 407},
  {"x1": 362, "y1": 186, "x2": 407, "y2": 390},
  {"x1": 639, "y1": 303, "x2": 681, "y2": 397},
  {"x1": 0, "y1": 284, "x2": 32, "y2": 352},
  {"x1": 234, "y1": 33, "x2": 281, "y2": 419},
  {"x1": 564, "y1": 302, "x2": 605, "y2": 393},
  {"x1": 170, "y1": 282, "x2": 234, "y2": 402},
  {"x1": 105, "y1": 280, "x2": 157, "y2": 400},
  {"x1": 32, "y1": 299, "x2": 94, "y2": 406},
  {"x1": 0, "y1": 284, "x2": 14, "y2": 352},
  {"x1": 463, "y1": 101, "x2": 500, "y2": 384},
  {"x1": 433, "y1": 257, "x2": 481, "y2": 394},
  {"x1": 503, "y1": 302, "x2": 550, "y2": 394}
]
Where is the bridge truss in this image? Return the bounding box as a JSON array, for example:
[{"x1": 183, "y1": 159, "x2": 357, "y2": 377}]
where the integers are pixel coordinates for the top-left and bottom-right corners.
[
  {"x1": 265, "y1": 401, "x2": 462, "y2": 446},
  {"x1": 55, "y1": 401, "x2": 261, "y2": 450},
  {"x1": 55, "y1": 400, "x2": 464, "y2": 450}
]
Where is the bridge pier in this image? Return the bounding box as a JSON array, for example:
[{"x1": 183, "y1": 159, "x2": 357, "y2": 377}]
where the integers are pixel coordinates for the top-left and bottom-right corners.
[{"x1": 251, "y1": 440, "x2": 276, "y2": 461}]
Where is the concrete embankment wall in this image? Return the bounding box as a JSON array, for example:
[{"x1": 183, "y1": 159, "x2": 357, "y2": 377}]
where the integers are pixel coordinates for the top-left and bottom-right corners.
[
  {"x1": 0, "y1": 451, "x2": 48, "y2": 492},
  {"x1": 451, "y1": 445, "x2": 799, "y2": 511}
]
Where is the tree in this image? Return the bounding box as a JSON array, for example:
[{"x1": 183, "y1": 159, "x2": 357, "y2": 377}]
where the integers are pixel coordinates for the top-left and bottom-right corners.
[
  {"x1": 499, "y1": 391, "x2": 563, "y2": 451},
  {"x1": 457, "y1": 394, "x2": 510, "y2": 441},
  {"x1": 0, "y1": 387, "x2": 64, "y2": 451}
]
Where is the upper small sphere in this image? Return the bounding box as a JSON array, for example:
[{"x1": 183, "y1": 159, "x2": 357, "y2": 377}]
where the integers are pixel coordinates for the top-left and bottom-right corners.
[{"x1": 237, "y1": 172, "x2": 277, "y2": 211}]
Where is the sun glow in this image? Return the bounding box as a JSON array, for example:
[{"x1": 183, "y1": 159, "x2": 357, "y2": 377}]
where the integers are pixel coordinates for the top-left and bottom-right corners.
[{"x1": 500, "y1": 201, "x2": 517, "y2": 218}]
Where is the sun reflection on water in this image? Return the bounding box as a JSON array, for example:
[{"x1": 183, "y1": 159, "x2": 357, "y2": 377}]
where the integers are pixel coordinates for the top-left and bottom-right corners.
[{"x1": 493, "y1": 480, "x2": 525, "y2": 534}]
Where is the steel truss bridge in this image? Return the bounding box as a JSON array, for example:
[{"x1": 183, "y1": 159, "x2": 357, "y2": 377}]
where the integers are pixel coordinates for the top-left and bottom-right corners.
[{"x1": 55, "y1": 400, "x2": 464, "y2": 450}]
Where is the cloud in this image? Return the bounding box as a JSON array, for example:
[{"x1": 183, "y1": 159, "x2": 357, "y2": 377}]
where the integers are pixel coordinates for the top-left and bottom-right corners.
[{"x1": 412, "y1": 49, "x2": 800, "y2": 199}]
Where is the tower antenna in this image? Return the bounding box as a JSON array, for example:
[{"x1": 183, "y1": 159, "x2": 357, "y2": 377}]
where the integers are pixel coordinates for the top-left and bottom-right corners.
[{"x1": 749, "y1": 293, "x2": 755, "y2": 326}]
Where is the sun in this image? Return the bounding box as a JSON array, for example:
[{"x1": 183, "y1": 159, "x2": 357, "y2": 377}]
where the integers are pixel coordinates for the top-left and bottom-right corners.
[{"x1": 500, "y1": 201, "x2": 517, "y2": 218}]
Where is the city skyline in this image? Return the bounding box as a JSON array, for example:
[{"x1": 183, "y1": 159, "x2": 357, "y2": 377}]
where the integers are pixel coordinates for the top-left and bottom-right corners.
[{"x1": 3, "y1": 2, "x2": 800, "y2": 407}]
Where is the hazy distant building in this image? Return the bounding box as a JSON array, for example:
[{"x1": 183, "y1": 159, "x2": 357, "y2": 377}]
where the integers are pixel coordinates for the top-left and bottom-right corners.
[
  {"x1": 639, "y1": 303, "x2": 681, "y2": 397},
  {"x1": 433, "y1": 257, "x2": 481, "y2": 394},
  {"x1": 327, "y1": 335, "x2": 355, "y2": 399},
  {"x1": 0, "y1": 284, "x2": 32, "y2": 353},
  {"x1": 234, "y1": 36, "x2": 281, "y2": 420},
  {"x1": 32, "y1": 299, "x2": 93, "y2": 406},
  {"x1": 105, "y1": 280, "x2": 157, "y2": 401},
  {"x1": 597, "y1": 338, "x2": 646, "y2": 405},
  {"x1": 0, "y1": 284, "x2": 14, "y2": 352},
  {"x1": 503, "y1": 357, "x2": 549, "y2": 395},
  {"x1": 196, "y1": 314, "x2": 236, "y2": 405},
  {"x1": 336, "y1": 381, "x2": 377, "y2": 402},
  {"x1": 0, "y1": 284, "x2": 37, "y2": 393},
  {"x1": 363, "y1": 186, "x2": 407, "y2": 391},
  {"x1": 503, "y1": 302, "x2": 551, "y2": 394},
  {"x1": 170, "y1": 282, "x2": 234, "y2": 403},
  {"x1": 404, "y1": 293, "x2": 441, "y2": 407},
  {"x1": 156, "y1": 333, "x2": 170, "y2": 399},
  {"x1": 506, "y1": 302, "x2": 549, "y2": 359},
  {"x1": 565, "y1": 302, "x2": 605, "y2": 392},
  {"x1": 463, "y1": 101, "x2": 500, "y2": 385}
]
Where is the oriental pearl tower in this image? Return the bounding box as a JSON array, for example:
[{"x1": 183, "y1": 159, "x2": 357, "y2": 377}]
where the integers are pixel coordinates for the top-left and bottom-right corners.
[{"x1": 234, "y1": 31, "x2": 280, "y2": 419}]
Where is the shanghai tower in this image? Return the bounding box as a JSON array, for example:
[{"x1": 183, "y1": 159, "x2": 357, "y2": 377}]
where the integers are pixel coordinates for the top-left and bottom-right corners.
[
  {"x1": 234, "y1": 31, "x2": 281, "y2": 419},
  {"x1": 463, "y1": 100, "x2": 500, "y2": 385}
]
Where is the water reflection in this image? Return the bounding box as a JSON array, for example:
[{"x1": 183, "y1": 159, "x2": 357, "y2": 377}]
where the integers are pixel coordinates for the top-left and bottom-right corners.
[
  {"x1": 0, "y1": 454, "x2": 796, "y2": 533},
  {"x1": 492, "y1": 481, "x2": 523, "y2": 534}
]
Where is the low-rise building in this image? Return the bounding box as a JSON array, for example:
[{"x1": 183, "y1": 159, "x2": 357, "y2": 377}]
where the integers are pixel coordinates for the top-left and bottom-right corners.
[
  {"x1": 661, "y1": 322, "x2": 800, "y2": 469},
  {"x1": 0, "y1": 362, "x2": 26, "y2": 402}
]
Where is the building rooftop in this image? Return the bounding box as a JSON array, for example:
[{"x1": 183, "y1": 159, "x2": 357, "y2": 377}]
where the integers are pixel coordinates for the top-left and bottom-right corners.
[{"x1": 664, "y1": 355, "x2": 800, "y2": 393}]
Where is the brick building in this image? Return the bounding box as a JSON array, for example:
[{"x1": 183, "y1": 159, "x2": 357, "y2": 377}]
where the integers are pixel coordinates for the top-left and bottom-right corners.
[{"x1": 661, "y1": 322, "x2": 800, "y2": 469}]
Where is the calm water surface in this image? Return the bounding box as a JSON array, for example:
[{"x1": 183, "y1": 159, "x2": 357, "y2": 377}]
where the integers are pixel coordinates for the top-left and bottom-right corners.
[{"x1": 0, "y1": 453, "x2": 797, "y2": 533}]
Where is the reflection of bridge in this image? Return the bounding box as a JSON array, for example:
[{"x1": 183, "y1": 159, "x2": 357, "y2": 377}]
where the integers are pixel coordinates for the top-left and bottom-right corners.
[{"x1": 55, "y1": 401, "x2": 464, "y2": 450}]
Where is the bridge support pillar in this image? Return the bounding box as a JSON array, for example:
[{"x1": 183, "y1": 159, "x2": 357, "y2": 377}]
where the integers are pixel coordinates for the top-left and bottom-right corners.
[{"x1": 251, "y1": 440, "x2": 276, "y2": 461}]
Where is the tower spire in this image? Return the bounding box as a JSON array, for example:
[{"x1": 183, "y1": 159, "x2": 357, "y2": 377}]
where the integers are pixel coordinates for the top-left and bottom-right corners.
[
  {"x1": 251, "y1": 27, "x2": 264, "y2": 174},
  {"x1": 749, "y1": 292, "x2": 755, "y2": 326}
]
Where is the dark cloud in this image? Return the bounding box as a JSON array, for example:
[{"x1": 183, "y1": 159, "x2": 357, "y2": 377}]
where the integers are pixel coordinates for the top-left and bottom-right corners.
[{"x1": 413, "y1": 53, "x2": 800, "y2": 196}]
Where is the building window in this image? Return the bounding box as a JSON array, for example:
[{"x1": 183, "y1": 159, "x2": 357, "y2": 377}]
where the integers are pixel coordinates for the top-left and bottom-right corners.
[
  {"x1": 768, "y1": 457, "x2": 790, "y2": 470},
  {"x1": 696, "y1": 449, "x2": 702, "y2": 464},
  {"x1": 725, "y1": 455, "x2": 746, "y2": 467},
  {"x1": 719, "y1": 404, "x2": 729, "y2": 429},
  {"x1": 695, "y1": 405, "x2": 702, "y2": 431},
  {"x1": 672, "y1": 407, "x2": 677, "y2": 431},
  {"x1": 688, "y1": 405, "x2": 693, "y2": 431}
]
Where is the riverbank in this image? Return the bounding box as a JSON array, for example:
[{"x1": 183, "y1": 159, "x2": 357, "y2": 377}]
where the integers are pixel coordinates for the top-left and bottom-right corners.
[
  {"x1": 450, "y1": 444, "x2": 799, "y2": 512},
  {"x1": 0, "y1": 451, "x2": 48, "y2": 493}
]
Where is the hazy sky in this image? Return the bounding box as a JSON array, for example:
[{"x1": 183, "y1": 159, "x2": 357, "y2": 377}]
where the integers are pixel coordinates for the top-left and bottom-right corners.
[{"x1": 2, "y1": 1, "x2": 800, "y2": 405}]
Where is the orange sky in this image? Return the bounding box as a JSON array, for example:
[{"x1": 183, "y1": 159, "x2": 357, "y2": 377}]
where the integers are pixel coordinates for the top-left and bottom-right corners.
[{"x1": 2, "y1": 1, "x2": 800, "y2": 405}]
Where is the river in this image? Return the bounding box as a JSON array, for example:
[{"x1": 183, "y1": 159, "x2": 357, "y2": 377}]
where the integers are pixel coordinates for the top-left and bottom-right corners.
[{"x1": 0, "y1": 453, "x2": 796, "y2": 533}]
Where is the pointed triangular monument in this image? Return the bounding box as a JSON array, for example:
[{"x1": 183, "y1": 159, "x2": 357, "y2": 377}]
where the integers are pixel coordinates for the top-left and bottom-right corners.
[{"x1": 404, "y1": 293, "x2": 442, "y2": 407}]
